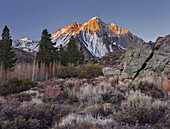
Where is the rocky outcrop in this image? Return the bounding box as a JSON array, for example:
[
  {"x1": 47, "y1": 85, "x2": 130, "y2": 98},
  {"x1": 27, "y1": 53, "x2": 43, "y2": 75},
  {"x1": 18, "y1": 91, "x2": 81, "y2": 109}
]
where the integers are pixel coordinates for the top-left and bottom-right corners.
[
  {"x1": 120, "y1": 34, "x2": 170, "y2": 91},
  {"x1": 99, "y1": 50, "x2": 125, "y2": 67},
  {"x1": 120, "y1": 43, "x2": 154, "y2": 79}
]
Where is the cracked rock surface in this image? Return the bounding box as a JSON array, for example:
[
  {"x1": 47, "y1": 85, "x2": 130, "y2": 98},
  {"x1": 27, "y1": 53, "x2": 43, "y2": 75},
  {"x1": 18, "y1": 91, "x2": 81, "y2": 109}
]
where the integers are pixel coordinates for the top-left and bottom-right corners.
[{"x1": 120, "y1": 34, "x2": 170, "y2": 91}]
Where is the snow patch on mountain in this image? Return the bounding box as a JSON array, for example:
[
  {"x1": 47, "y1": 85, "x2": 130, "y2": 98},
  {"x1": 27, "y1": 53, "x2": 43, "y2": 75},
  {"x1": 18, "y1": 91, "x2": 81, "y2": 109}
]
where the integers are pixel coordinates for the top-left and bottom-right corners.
[
  {"x1": 51, "y1": 16, "x2": 144, "y2": 58},
  {"x1": 12, "y1": 38, "x2": 39, "y2": 52},
  {"x1": 118, "y1": 45, "x2": 126, "y2": 50},
  {"x1": 52, "y1": 35, "x2": 71, "y2": 48},
  {"x1": 80, "y1": 31, "x2": 108, "y2": 57}
]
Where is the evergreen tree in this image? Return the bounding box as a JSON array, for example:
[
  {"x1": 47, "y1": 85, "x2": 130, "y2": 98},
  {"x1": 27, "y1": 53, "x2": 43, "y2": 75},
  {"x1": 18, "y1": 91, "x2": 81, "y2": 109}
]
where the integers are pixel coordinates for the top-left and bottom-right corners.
[
  {"x1": 78, "y1": 47, "x2": 85, "y2": 64},
  {"x1": 36, "y1": 29, "x2": 58, "y2": 66},
  {"x1": 0, "y1": 25, "x2": 16, "y2": 83},
  {"x1": 57, "y1": 36, "x2": 85, "y2": 66},
  {"x1": 0, "y1": 40, "x2": 3, "y2": 63},
  {"x1": 58, "y1": 44, "x2": 68, "y2": 66},
  {"x1": 67, "y1": 36, "x2": 79, "y2": 65}
]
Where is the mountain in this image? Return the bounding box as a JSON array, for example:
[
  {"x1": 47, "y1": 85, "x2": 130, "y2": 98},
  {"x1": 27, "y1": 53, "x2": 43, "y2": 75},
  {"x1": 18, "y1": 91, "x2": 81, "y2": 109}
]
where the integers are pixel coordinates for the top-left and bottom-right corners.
[
  {"x1": 51, "y1": 16, "x2": 144, "y2": 58},
  {"x1": 12, "y1": 38, "x2": 39, "y2": 53},
  {"x1": 11, "y1": 17, "x2": 144, "y2": 58},
  {"x1": 12, "y1": 48, "x2": 36, "y2": 63}
]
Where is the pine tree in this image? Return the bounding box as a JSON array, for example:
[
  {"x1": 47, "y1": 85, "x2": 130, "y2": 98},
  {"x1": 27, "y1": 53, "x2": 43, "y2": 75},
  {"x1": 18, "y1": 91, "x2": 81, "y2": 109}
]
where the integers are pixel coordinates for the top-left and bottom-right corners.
[
  {"x1": 79, "y1": 47, "x2": 85, "y2": 64},
  {"x1": 58, "y1": 44, "x2": 68, "y2": 66},
  {"x1": 36, "y1": 29, "x2": 58, "y2": 80},
  {"x1": 57, "y1": 36, "x2": 85, "y2": 66},
  {"x1": 36, "y1": 29, "x2": 58, "y2": 66},
  {"x1": 0, "y1": 25, "x2": 16, "y2": 83},
  {"x1": 0, "y1": 40, "x2": 3, "y2": 63},
  {"x1": 67, "y1": 36, "x2": 79, "y2": 65}
]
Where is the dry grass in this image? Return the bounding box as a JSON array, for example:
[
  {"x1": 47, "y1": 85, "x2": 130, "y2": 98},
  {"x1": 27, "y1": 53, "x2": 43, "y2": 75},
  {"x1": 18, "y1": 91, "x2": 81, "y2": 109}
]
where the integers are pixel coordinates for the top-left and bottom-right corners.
[
  {"x1": 65, "y1": 79, "x2": 116, "y2": 105},
  {"x1": 0, "y1": 61, "x2": 61, "y2": 84},
  {"x1": 59, "y1": 113, "x2": 113, "y2": 127},
  {"x1": 64, "y1": 78, "x2": 80, "y2": 88},
  {"x1": 125, "y1": 90, "x2": 168, "y2": 109}
]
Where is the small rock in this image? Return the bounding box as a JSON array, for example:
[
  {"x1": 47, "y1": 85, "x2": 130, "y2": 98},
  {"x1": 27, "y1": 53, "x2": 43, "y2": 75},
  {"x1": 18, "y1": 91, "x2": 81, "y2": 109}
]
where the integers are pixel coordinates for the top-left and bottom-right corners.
[{"x1": 102, "y1": 67, "x2": 119, "y2": 77}]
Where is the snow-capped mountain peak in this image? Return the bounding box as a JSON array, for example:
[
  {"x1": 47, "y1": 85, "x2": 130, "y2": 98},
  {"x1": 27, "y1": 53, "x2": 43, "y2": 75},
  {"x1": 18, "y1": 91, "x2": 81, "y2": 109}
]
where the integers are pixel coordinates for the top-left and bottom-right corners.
[
  {"x1": 52, "y1": 22, "x2": 81, "y2": 37},
  {"x1": 51, "y1": 16, "x2": 144, "y2": 58},
  {"x1": 12, "y1": 38, "x2": 39, "y2": 53},
  {"x1": 90, "y1": 16, "x2": 100, "y2": 20},
  {"x1": 11, "y1": 17, "x2": 143, "y2": 58}
]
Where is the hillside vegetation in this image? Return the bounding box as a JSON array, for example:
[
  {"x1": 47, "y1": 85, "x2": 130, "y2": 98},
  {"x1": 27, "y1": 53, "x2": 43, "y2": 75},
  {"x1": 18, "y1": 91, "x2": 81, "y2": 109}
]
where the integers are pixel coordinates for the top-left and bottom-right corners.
[{"x1": 0, "y1": 32, "x2": 169, "y2": 128}]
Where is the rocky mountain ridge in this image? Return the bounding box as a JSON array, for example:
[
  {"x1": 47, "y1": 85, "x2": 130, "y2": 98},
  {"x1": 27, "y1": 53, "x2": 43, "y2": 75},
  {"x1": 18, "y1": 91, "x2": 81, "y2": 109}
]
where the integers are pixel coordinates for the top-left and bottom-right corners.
[
  {"x1": 12, "y1": 38, "x2": 39, "y2": 53},
  {"x1": 11, "y1": 17, "x2": 144, "y2": 59},
  {"x1": 51, "y1": 16, "x2": 144, "y2": 58}
]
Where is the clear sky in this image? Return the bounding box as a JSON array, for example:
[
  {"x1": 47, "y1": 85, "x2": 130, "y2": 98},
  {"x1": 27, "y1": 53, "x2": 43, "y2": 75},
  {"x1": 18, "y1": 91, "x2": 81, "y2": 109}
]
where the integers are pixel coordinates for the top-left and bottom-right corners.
[{"x1": 0, "y1": 0, "x2": 170, "y2": 42}]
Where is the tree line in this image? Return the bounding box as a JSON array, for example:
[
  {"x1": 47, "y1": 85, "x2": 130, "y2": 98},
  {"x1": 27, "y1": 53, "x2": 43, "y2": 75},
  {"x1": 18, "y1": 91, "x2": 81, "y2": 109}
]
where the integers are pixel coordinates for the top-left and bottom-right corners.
[
  {"x1": 36, "y1": 29, "x2": 85, "y2": 66},
  {"x1": 0, "y1": 26, "x2": 85, "y2": 83}
]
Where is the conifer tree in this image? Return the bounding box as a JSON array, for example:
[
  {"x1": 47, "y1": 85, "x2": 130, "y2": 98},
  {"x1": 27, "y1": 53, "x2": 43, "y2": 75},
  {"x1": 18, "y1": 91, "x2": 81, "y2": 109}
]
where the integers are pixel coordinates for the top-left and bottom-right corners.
[
  {"x1": 0, "y1": 40, "x2": 3, "y2": 63},
  {"x1": 58, "y1": 44, "x2": 68, "y2": 66},
  {"x1": 0, "y1": 25, "x2": 16, "y2": 83},
  {"x1": 36, "y1": 29, "x2": 58, "y2": 66},
  {"x1": 67, "y1": 36, "x2": 79, "y2": 65},
  {"x1": 79, "y1": 47, "x2": 85, "y2": 64}
]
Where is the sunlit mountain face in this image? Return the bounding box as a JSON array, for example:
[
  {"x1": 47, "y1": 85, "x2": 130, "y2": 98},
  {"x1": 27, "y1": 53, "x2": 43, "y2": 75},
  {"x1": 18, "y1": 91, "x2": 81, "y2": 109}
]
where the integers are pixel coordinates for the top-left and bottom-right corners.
[
  {"x1": 11, "y1": 17, "x2": 143, "y2": 58},
  {"x1": 51, "y1": 16, "x2": 143, "y2": 58},
  {"x1": 52, "y1": 16, "x2": 129, "y2": 37}
]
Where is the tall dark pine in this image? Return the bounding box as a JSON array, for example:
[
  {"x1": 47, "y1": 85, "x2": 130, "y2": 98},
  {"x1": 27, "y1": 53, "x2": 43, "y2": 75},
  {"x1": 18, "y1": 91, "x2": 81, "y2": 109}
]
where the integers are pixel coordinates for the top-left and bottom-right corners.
[
  {"x1": 36, "y1": 29, "x2": 58, "y2": 66},
  {"x1": 79, "y1": 47, "x2": 85, "y2": 64},
  {"x1": 58, "y1": 44, "x2": 68, "y2": 66},
  {"x1": 0, "y1": 40, "x2": 3, "y2": 63},
  {"x1": 67, "y1": 36, "x2": 79, "y2": 65},
  {"x1": 0, "y1": 25, "x2": 16, "y2": 83}
]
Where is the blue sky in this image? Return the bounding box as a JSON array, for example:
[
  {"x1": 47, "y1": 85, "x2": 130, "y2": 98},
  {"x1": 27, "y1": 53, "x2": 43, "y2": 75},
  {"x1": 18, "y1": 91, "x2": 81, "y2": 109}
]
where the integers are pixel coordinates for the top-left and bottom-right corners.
[{"x1": 0, "y1": 0, "x2": 170, "y2": 41}]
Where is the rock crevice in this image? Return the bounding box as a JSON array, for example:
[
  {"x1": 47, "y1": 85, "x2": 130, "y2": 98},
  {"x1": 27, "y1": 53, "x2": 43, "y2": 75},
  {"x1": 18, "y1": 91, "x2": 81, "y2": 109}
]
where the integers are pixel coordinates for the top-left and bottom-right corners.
[
  {"x1": 133, "y1": 45, "x2": 155, "y2": 80},
  {"x1": 120, "y1": 34, "x2": 170, "y2": 91}
]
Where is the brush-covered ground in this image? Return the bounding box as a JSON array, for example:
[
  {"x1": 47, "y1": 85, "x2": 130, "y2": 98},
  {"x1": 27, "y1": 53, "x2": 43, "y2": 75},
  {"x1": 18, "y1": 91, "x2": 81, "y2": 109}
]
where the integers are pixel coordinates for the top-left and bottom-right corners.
[
  {"x1": 0, "y1": 34, "x2": 169, "y2": 129},
  {"x1": 0, "y1": 73, "x2": 169, "y2": 129}
]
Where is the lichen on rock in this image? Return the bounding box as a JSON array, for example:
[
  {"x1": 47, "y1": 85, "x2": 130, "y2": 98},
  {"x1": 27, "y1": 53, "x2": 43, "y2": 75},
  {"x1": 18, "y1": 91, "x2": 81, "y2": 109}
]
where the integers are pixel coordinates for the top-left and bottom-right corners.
[{"x1": 120, "y1": 34, "x2": 170, "y2": 91}]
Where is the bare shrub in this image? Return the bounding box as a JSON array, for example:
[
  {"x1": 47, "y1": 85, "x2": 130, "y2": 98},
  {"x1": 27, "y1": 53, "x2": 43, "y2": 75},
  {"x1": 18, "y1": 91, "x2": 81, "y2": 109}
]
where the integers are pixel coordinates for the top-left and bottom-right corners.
[
  {"x1": 125, "y1": 90, "x2": 168, "y2": 109},
  {"x1": 0, "y1": 61, "x2": 60, "y2": 84}
]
